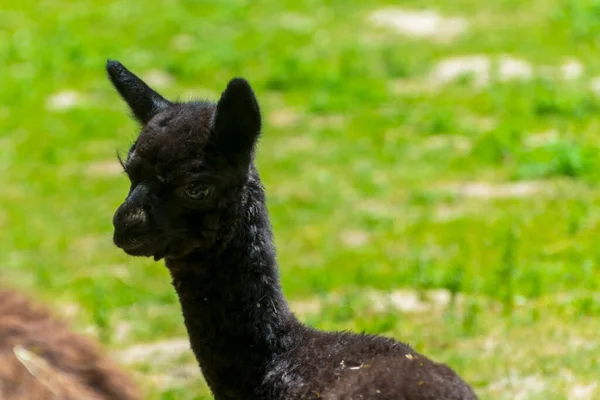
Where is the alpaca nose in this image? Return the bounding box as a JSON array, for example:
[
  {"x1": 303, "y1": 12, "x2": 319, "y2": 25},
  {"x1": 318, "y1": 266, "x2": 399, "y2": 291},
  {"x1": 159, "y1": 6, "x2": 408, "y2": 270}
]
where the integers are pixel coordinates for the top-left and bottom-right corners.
[
  {"x1": 113, "y1": 184, "x2": 151, "y2": 234},
  {"x1": 113, "y1": 205, "x2": 149, "y2": 233}
]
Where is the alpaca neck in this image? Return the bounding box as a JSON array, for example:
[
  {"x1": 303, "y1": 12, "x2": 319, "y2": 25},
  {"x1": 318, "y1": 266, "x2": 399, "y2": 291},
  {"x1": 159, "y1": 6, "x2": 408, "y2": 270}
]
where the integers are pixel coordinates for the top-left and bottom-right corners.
[{"x1": 165, "y1": 182, "x2": 298, "y2": 397}]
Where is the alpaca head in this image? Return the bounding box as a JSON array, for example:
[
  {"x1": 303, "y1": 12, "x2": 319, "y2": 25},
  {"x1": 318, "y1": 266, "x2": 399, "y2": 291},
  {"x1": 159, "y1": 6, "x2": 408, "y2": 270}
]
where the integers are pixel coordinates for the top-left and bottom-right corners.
[{"x1": 107, "y1": 60, "x2": 262, "y2": 260}]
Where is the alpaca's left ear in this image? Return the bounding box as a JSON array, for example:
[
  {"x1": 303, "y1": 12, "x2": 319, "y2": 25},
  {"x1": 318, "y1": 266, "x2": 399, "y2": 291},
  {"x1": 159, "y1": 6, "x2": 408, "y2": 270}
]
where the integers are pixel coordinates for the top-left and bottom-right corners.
[
  {"x1": 106, "y1": 60, "x2": 172, "y2": 124},
  {"x1": 211, "y1": 78, "x2": 262, "y2": 166}
]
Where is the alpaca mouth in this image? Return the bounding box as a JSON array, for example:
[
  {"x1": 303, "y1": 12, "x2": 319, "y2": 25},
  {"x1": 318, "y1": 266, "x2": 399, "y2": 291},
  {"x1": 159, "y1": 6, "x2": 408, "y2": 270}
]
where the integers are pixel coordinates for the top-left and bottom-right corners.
[
  {"x1": 113, "y1": 232, "x2": 156, "y2": 257},
  {"x1": 120, "y1": 243, "x2": 156, "y2": 258},
  {"x1": 114, "y1": 231, "x2": 171, "y2": 261},
  {"x1": 127, "y1": 237, "x2": 150, "y2": 249},
  {"x1": 116, "y1": 236, "x2": 150, "y2": 251}
]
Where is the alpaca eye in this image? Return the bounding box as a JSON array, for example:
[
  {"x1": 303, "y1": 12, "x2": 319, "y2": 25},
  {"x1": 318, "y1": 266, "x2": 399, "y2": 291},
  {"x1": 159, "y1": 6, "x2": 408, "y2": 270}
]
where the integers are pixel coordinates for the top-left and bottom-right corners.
[{"x1": 183, "y1": 183, "x2": 209, "y2": 200}]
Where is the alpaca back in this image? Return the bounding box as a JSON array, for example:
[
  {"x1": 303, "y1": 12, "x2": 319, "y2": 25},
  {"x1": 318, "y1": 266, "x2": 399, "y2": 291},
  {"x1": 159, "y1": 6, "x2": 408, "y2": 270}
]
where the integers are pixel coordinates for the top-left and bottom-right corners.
[
  {"x1": 323, "y1": 352, "x2": 476, "y2": 400},
  {"x1": 0, "y1": 288, "x2": 140, "y2": 400}
]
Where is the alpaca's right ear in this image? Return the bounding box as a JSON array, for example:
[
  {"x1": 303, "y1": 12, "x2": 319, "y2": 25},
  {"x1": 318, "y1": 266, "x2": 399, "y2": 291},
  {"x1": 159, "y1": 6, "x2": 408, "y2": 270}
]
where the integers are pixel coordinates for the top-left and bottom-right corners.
[
  {"x1": 106, "y1": 60, "x2": 171, "y2": 124},
  {"x1": 211, "y1": 78, "x2": 261, "y2": 167}
]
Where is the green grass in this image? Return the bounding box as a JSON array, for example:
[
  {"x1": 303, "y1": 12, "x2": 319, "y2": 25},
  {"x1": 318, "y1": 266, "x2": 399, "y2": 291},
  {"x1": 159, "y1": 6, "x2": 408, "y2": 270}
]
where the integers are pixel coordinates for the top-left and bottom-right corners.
[{"x1": 2, "y1": 0, "x2": 600, "y2": 398}]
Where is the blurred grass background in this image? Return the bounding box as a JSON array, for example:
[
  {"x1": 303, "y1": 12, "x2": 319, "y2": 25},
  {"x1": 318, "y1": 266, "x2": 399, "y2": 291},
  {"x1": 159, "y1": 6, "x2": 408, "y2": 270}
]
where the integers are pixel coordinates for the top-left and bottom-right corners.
[{"x1": 2, "y1": 0, "x2": 600, "y2": 398}]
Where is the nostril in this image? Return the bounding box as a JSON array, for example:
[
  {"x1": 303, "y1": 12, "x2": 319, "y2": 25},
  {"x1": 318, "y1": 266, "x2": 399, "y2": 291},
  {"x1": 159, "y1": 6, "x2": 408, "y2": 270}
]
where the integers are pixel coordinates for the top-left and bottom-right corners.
[
  {"x1": 124, "y1": 209, "x2": 147, "y2": 227},
  {"x1": 113, "y1": 207, "x2": 149, "y2": 232}
]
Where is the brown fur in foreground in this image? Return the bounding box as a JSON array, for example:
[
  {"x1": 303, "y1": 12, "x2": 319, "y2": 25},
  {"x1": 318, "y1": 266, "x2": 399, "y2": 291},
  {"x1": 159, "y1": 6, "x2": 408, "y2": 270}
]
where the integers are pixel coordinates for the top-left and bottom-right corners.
[{"x1": 0, "y1": 288, "x2": 140, "y2": 400}]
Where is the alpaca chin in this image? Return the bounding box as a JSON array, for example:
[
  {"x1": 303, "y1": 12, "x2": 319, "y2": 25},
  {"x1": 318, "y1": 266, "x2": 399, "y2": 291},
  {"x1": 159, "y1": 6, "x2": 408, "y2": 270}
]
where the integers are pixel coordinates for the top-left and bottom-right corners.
[{"x1": 154, "y1": 241, "x2": 197, "y2": 262}]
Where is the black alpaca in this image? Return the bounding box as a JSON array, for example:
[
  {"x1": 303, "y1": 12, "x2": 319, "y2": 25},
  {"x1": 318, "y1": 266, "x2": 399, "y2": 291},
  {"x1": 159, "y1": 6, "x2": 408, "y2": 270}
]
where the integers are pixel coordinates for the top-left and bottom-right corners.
[{"x1": 107, "y1": 60, "x2": 477, "y2": 400}]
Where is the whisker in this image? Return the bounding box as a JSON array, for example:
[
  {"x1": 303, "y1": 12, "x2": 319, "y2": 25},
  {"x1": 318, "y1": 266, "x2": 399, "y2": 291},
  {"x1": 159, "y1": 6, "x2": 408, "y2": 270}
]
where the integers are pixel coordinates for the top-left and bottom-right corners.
[{"x1": 116, "y1": 150, "x2": 127, "y2": 171}]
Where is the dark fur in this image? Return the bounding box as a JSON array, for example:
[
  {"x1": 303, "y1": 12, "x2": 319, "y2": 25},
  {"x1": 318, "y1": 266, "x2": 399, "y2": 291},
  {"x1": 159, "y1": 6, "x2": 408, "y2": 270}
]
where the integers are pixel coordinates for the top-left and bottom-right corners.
[
  {"x1": 107, "y1": 60, "x2": 478, "y2": 400},
  {"x1": 0, "y1": 288, "x2": 140, "y2": 400}
]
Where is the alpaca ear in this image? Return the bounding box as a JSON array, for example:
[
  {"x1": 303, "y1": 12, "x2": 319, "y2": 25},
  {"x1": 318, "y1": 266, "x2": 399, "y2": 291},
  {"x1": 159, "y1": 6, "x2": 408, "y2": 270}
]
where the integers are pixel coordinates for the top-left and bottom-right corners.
[
  {"x1": 212, "y1": 78, "x2": 261, "y2": 166},
  {"x1": 106, "y1": 60, "x2": 172, "y2": 124}
]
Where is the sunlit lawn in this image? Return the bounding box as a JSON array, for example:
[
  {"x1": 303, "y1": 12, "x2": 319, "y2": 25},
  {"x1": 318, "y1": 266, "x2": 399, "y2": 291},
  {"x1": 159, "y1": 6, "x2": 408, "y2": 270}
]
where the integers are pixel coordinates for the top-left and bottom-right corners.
[{"x1": 1, "y1": 0, "x2": 600, "y2": 398}]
